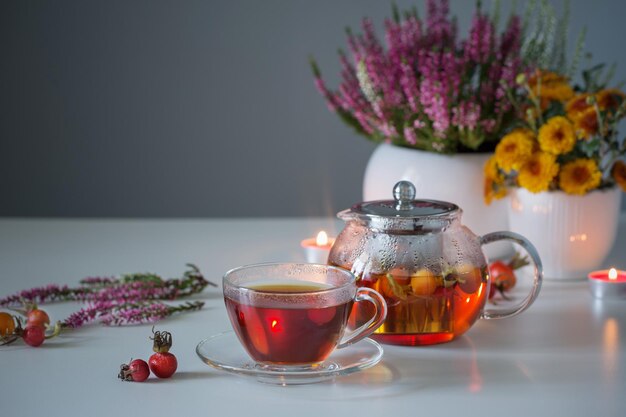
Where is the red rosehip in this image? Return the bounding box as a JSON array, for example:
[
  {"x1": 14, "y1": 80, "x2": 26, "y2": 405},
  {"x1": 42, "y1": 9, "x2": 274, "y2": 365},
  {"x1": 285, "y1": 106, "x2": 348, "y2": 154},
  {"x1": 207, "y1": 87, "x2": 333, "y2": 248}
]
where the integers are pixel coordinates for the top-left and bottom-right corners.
[
  {"x1": 27, "y1": 309, "x2": 50, "y2": 328},
  {"x1": 488, "y1": 261, "x2": 517, "y2": 291},
  {"x1": 149, "y1": 352, "x2": 178, "y2": 378},
  {"x1": 149, "y1": 328, "x2": 177, "y2": 378},
  {"x1": 118, "y1": 359, "x2": 150, "y2": 382},
  {"x1": 22, "y1": 325, "x2": 46, "y2": 347}
]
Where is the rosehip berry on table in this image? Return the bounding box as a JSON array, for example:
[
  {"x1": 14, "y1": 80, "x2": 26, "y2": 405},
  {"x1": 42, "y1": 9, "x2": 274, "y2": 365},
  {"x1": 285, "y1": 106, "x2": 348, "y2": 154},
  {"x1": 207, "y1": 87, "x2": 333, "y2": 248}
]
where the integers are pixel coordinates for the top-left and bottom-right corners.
[
  {"x1": 118, "y1": 359, "x2": 150, "y2": 382},
  {"x1": 489, "y1": 261, "x2": 517, "y2": 291},
  {"x1": 0, "y1": 312, "x2": 16, "y2": 337},
  {"x1": 149, "y1": 352, "x2": 178, "y2": 378},
  {"x1": 148, "y1": 328, "x2": 178, "y2": 379},
  {"x1": 22, "y1": 325, "x2": 46, "y2": 347},
  {"x1": 26, "y1": 308, "x2": 51, "y2": 328}
]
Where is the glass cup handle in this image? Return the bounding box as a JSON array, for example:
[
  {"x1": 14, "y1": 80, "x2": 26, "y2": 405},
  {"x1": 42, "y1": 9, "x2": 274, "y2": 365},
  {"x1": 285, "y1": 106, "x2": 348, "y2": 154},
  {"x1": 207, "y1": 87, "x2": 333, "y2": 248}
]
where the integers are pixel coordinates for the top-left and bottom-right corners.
[
  {"x1": 337, "y1": 287, "x2": 388, "y2": 348},
  {"x1": 480, "y1": 231, "x2": 543, "y2": 320}
]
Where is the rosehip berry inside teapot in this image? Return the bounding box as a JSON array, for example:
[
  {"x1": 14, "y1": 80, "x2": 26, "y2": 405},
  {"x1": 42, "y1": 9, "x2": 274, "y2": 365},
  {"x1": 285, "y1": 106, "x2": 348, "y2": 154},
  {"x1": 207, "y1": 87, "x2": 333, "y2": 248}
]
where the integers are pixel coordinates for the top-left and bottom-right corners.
[{"x1": 328, "y1": 181, "x2": 543, "y2": 346}]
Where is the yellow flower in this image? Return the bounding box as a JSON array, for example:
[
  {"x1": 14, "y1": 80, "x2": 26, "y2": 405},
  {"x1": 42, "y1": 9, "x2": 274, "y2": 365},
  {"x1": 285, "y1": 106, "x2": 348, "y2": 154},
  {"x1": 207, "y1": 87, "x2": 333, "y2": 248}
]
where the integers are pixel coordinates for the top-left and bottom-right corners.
[
  {"x1": 573, "y1": 107, "x2": 599, "y2": 139},
  {"x1": 558, "y1": 159, "x2": 602, "y2": 195},
  {"x1": 484, "y1": 156, "x2": 502, "y2": 180},
  {"x1": 612, "y1": 160, "x2": 626, "y2": 192},
  {"x1": 494, "y1": 129, "x2": 535, "y2": 172},
  {"x1": 529, "y1": 71, "x2": 574, "y2": 108},
  {"x1": 565, "y1": 93, "x2": 592, "y2": 120},
  {"x1": 538, "y1": 116, "x2": 576, "y2": 155},
  {"x1": 596, "y1": 89, "x2": 626, "y2": 112},
  {"x1": 517, "y1": 152, "x2": 559, "y2": 193},
  {"x1": 484, "y1": 177, "x2": 507, "y2": 205},
  {"x1": 483, "y1": 156, "x2": 506, "y2": 205}
]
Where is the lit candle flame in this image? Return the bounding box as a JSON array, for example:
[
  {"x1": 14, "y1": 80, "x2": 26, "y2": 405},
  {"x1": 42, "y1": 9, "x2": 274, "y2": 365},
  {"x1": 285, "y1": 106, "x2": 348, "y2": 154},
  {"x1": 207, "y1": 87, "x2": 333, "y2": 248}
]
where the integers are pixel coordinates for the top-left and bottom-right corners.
[
  {"x1": 316, "y1": 231, "x2": 329, "y2": 246},
  {"x1": 609, "y1": 268, "x2": 618, "y2": 281}
]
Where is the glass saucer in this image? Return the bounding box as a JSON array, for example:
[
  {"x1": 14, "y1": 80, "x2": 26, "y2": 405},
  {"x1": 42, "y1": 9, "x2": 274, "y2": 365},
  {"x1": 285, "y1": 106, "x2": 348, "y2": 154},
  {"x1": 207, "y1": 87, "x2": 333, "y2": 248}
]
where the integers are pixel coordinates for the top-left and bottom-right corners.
[{"x1": 195, "y1": 331, "x2": 384, "y2": 385}]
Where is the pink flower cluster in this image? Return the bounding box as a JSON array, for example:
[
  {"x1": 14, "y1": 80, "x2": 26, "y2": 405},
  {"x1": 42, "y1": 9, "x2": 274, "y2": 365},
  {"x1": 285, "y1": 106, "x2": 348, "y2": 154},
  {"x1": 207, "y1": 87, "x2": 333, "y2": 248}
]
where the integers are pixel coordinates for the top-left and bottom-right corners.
[
  {"x1": 313, "y1": 0, "x2": 528, "y2": 153},
  {"x1": 0, "y1": 284, "x2": 86, "y2": 306},
  {"x1": 63, "y1": 300, "x2": 203, "y2": 328},
  {"x1": 0, "y1": 265, "x2": 215, "y2": 328}
]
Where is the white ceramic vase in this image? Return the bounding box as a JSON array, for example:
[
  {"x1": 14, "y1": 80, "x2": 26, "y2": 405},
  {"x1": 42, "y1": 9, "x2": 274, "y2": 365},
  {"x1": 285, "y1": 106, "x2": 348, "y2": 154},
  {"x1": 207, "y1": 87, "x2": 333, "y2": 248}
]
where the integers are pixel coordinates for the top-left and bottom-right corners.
[
  {"x1": 363, "y1": 143, "x2": 511, "y2": 259},
  {"x1": 508, "y1": 187, "x2": 622, "y2": 280}
]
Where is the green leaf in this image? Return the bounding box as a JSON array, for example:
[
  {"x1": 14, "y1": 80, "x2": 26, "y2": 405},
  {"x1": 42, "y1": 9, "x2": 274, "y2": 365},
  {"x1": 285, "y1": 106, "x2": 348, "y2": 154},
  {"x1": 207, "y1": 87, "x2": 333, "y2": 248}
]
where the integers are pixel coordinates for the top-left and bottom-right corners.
[
  {"x1": 391, "y1": 1, "x2": 400, "y2": 24},
  {"x1": 543, "y1": 100, "x2": 565, "y2": 119},
  {"x1": 458, "y1": 129, "x2": 485, "y2": 150},
  {"x1": 336, "y1": 109, "x2": 369, "y2": 138},
  {"x1": 309, "y1": 57, "x2": 321, "y2": 78},
  {"x1": 578, "y1": 137, "x2": 601, "y2": 158},
  {"x1": 121, "y1": 273, "x2": 163, "y2": 285}
]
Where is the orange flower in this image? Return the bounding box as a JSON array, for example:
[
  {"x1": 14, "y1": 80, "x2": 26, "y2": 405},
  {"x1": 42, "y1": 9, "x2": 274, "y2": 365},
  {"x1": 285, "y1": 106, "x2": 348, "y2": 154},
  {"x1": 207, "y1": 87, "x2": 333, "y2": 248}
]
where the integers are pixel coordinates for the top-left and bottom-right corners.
[
  {"x1": 528, "y1": 70, "x2": 574, "y2": 108},
  {"x1": 484, "y1": 176, "x2": 507, "y2": 205},
  {"x1": 596, "y1": 89, "x2": 626, "y2": 112},
  {"x1": 538, "y1": 116, "x2": 576, "y2": 154},
  {"x1": 612, "y1": 160, "x2": 626, "y2": 191},
  {"x1": 484, "y1": 156, "x2": 502, "y2": 181},
  {"x1": 573, "y1": 107, "x2": 599, "y2": 139},
  {"x1": 565, "y1": 93, "x2": 592, "y2": 120},
  {"x1": 558, "y1": 159, "x2": 602, "y2": 195},
  {"x1": 494, "y1": 129, "x2": 535, "y2": 172},
  {"x1": 483, "y1": 156, "x2": 506, "y2": 205},
  {"x1": 517, "y1": 152, "x2": 559, "y2": 193}
]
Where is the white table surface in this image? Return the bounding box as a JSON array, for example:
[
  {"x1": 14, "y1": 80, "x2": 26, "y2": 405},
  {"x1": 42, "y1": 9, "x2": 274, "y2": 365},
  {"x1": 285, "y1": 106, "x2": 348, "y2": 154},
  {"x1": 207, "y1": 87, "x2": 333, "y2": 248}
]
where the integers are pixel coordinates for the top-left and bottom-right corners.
[{"x1": 1, "y1": 216, "x2": 625, "y2": 417}]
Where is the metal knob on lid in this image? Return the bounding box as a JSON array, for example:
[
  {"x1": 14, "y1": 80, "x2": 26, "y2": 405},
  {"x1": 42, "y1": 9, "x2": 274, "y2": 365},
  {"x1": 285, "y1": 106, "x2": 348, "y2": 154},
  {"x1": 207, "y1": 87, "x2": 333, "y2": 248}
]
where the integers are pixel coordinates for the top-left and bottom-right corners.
[
  {"x1": 393, "y1": 181, "x2": 416, "y2": 211},
  {"x1": 344, "y1": 180, "x2": 458, "y2": 221}
]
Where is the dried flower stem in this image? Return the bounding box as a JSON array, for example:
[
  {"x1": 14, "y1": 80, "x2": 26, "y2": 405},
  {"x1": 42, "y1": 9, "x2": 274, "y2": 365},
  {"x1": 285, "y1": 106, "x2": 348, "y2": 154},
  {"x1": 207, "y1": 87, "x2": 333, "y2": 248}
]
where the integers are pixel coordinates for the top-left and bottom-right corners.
[
  {"x1": 0, "y1": 264, "x2": 216, "y2": 307},
  {"x1": 0, "y1": 264, "x2": 215, "y2": 329},
  {"x1": 62, "y1": 301, "x2": 205, "y2": 328}
]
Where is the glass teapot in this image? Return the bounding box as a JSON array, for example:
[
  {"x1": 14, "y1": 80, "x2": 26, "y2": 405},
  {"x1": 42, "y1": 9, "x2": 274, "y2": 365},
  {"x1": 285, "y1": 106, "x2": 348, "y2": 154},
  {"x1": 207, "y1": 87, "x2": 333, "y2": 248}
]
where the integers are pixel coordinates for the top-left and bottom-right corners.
[{"x1": 328, "y1": 181, "x2": 543, "y2": 346}]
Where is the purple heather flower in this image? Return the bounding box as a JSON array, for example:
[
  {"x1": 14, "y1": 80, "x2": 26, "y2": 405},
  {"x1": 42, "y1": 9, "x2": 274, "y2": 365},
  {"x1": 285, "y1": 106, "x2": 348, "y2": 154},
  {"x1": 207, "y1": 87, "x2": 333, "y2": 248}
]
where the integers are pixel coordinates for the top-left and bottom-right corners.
[
  {"x1": 452, "y1": 102, "x2": 481, "y2": 131},
  {"x1": 63, "y1": 301, "x2": 116, "y2": 328},
  {"x1": 399, "y1": 61, "x2": 420, "y2": 112},
  {"x1": 314, "y1": 77, "x2": 339, "y2": 112},
  {"x1": 101, "y1": 302, "x2": 170, "y2": 326},
  {"x1": 481, "y1": 118, "x2": 497, "y2": 133},
  {"x1": 426, "y1": 0, "x2": 455, "y2": 49},
  {"x1": 403, "y1": 126, "x2": 418, "y2": 145},
  {"x1": 2, "y1": 265, "x2": 212, "y2": 329},
  {"x1": 354, "y1": 111, "x2": 375, "y2": 134},
  {"x1": 0, "y1": 284, "x2": 80, "y2": 307},
  {"x1": 500, "y1": 16, "x2": 522, "y2": 59},
  {"x1": 311, "y1": 0, "x2": 530, "y2": 152},
  {"x1": 466, "y1": 12, "x2": 494, "y2": 64},
  {"x1": 80, "y1": 276, "x2": 117, "y2": 285}
]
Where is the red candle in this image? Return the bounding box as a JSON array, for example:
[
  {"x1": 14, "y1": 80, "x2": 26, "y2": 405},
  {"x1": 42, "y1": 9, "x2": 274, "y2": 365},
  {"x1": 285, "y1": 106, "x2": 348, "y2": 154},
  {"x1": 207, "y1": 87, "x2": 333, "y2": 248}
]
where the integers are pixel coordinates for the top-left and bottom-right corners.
[{"x1": 588, "y1": 268, "x2": 626, "y2": 298}]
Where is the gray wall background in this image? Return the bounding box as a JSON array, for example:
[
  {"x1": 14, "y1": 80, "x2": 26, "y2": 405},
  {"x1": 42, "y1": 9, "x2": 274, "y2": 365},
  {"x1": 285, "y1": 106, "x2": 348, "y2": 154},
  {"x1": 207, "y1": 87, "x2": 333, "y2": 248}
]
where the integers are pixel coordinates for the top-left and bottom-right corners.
[{"x1": 2, "y1": 0, "x2": 625, "y2": 217}]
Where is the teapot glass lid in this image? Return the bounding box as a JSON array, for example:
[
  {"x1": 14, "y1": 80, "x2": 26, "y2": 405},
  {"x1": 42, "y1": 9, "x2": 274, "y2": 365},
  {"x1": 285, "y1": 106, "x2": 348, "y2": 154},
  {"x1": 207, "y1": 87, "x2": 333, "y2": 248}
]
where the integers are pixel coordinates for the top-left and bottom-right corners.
[{"x1": 350, "y1": 181, "x2": 459, "y2": 219}]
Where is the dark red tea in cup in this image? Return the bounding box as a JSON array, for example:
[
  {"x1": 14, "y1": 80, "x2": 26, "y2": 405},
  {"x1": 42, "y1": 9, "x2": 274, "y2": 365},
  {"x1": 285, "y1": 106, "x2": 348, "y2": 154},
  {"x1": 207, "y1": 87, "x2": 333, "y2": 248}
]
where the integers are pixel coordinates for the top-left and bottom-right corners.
[
  {"x1": 225, "y1": 282, "x2": 353, "y2": 364},
  {"x1": 222, "y1": 263, "x2": 387, "y2": 366}
]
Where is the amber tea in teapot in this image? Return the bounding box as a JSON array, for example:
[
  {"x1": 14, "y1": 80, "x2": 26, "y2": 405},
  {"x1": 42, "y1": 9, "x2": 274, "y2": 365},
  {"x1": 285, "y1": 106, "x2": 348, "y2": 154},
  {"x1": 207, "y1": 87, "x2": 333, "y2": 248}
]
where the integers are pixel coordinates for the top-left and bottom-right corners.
[
  {"x1": 328, "y1": 181, "x2": 542, "y2": 346},
  {"x1": 330, "y1": 263, "x2": 489, "y2": 345}
]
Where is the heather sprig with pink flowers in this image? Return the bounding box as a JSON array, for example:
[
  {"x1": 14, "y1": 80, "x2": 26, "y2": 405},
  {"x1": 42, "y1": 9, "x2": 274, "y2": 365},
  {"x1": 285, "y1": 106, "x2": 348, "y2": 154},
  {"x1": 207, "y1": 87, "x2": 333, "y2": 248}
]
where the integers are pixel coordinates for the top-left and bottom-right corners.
[
  {"x1": 63, "y1": 300, "x2": 205, "y2": 328},
  {"x1": 311, "y1": 0, "x2": 530, "y2": 153},
  {"x1": 0, "y1": 264, "x2": 217, "y2": 328}
]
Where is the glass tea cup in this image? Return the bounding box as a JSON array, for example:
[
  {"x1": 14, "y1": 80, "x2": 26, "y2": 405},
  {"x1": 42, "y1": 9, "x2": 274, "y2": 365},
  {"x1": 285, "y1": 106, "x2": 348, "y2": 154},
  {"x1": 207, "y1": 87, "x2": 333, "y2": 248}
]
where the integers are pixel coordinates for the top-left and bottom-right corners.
[{"x1": 222, "y1": 263, "x2": 387, "y2": 369}]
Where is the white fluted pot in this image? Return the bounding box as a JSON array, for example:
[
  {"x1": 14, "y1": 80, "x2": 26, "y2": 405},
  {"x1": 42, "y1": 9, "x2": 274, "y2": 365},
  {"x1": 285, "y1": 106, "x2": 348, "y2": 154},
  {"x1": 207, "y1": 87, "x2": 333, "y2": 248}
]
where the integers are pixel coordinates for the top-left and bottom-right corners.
[
  {"x1": 508, "y1": 187, "x2": 621, "y2": 280},
  {"x1": 363, "y1": 143, "x2": 511, "y2": 259}
]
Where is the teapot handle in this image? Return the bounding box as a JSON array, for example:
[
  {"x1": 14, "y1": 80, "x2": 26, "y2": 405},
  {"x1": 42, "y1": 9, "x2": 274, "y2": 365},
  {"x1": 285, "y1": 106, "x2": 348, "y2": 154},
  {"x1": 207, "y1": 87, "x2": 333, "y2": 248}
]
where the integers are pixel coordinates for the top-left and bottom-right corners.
[{"x1": 479, "y1": 231, "x2": 543, "y2": 320}]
